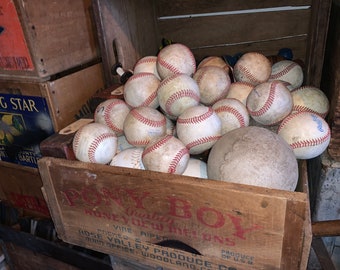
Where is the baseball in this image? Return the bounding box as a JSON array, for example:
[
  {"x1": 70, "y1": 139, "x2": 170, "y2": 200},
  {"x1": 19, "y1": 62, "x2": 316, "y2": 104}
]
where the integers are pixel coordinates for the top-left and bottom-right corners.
[
  {"x1": 110, "y1": 147, "x2": 145, "y2": 170},
  {"x1": 157, "y1": 43, "x2": 196, "y2": 79},
  {"x1": 269, "y1": 60, "x2": 304, "y2": 90},
  {"x1": 157, "y1": 73, "x2": 201, "y2": 119},
  {"x1": 94, "y1": 99, "x2": 130, "y2": 136},
  {"x1": 176, "y1": 105, "x2": 222, "y2": 155},
  {"x1": 133, "y1": 56, "x2": 161, "y2": 79},
  {"x1": 207, "y1": 126, "x2": 298, "y2": 191},
  {"x1": 225, "y1": 82, "x2": 254, "y2": 105},
  {"x1": 197, "y1": 56, "x2": 231, "y2": 74},
  {"x1": 193, "y1": 66, "x2": 231, "y2": 106},
  {"x1": 116, "y1": 135, "x2": 134, "y2": 153},
  {"x1": 142, "y1": 135, "x2": 190, "y2": 174},
  {"x1": 212, "y1": 98, "x2": 250, "y2": 135},
  {"x1": 72, "y1": 122, "x2": 117, "y2": 164},
  {"x1": 277, "y1": 111, "x2": 331, "y2": 159},
  {"x1": 123, "y1": 72, "x2": 160, "y2": 109},
  {"x1": 246, "y1": 81, "x2": 293, "y2": 125},
  {"x1": 291, "y1": 86, "x2": 330, "y2": 118},
  {"x1": 182, "y1": 158, "x2": 208, "y2": 179},
  {"x1": 123, "y1": 106, "x2": 167, "y2": 147},
  {"x1": 233, "y1": 52, "x2": 272, "y2": 86}
]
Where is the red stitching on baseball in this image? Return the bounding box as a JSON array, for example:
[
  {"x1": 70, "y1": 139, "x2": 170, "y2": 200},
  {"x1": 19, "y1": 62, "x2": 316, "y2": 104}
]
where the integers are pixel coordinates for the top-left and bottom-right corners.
[
  {"x1": 135, "y1": 56, "x2": 156, "y2": 66},
  {"x1": 73, "y1": 130, "x2": 81, "y2": 152},
  {"x1": 165, "y1": 89, "x2": 200, "y2": 115},
  {"x1": 128, "y1": 72, "x2": 155, "y2": 82},
  {"x1": 186, "y1": 135, "x2": 221, "y2": 150},
  {"x1": 142, "y1": 135, "x2": 172, "y2": 158},
  {"x1": 237, "y1": 64, "x2": 260, "y2": 85},
  {"x1": 214, "y1": 105, "x2": 246, "y2": 126},
  {"x1": 168, "y1": 147, "x2": 189, "y2": 173},
  {"x1": 88, "y1": 132, "x2": 116, "y2": 163},
  {"x1": 140, "y1": 91, "x2": 158, "y2": 107},
  {"x1": 270, "y1": 62, "x2": 297, "y2": 80},
  {"x1": 277, "y1": 112, "x2": 302, "y2": 132},
  {"x1": 248, "y1": 82, "x2": 277, "y2": 117},
  {"x1": 158, "y1": 57, "x2": 182, "y2": 75},
  {"x1": 177, "y1": 107, "x2": 214, "y2": 125},
  {"x1": 127, "y1": 139, "x2": 150, "y2": 147},
  {"x1": 290, "y1": 128, "x2": 330, "y2": 149},
  {"x1": 104, "y1": 100, "x2": 125, "y2": 133},
  {"x1": 131, "y1": 109, "x2": 166, "y2": 127}
]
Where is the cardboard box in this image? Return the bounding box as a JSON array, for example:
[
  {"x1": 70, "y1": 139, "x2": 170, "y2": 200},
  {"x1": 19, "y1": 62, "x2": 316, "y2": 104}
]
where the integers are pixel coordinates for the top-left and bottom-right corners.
[{"x1": 0, "y1": 0, "x2": 99, "y2": 81}]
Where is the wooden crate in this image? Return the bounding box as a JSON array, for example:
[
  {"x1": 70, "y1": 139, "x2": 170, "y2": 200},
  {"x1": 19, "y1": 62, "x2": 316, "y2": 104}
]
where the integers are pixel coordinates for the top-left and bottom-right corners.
[
  {"x1": 322, "y1": 0, "x2": 340, "y2": 161},
  {"x1": 0, "y1": 63, "x2": 104, "y2": 167},
  {"x1": 0, "y1": 161, "x2": 49, "y2": 218},
  {"x1": 38, "y1": 157, "x2": 311, "y2": 270},
  {"x1": 93, "y1": 0, "x2": 331, "y2": 88},
  {"x1": 0, "y1": 0, "x2": 99, "y2": 81}
]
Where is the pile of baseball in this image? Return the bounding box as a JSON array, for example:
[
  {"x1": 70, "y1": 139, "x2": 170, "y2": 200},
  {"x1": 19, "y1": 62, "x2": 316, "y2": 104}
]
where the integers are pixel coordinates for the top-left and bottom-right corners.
[{"x1": 72, "y1": 43, "x2": 331, "y2": 192}]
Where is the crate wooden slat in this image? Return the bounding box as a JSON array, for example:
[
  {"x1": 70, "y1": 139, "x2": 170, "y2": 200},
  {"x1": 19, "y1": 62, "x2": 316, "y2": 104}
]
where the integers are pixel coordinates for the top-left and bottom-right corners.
[
  {"x1": 38, "y1": 157, "x2": 311, "y2": 270},
  {"x1": 0, "y1": 0, "x2": 99, "y2": 81},
  {"x1": 93, "y1": 0, "x2": 330, "y2": 88}
]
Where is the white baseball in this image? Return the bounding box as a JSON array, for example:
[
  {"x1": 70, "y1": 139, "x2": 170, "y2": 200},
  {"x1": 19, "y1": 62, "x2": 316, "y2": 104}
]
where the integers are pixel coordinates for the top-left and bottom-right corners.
[
  {"x1": 278, "y1": 112, "x2": 331, "y2": 159},
  {"x1": 110, "y1": 147, "x2": 145, "y2": 170},
  {"x1": 72, "y1": 122, "x2": 117, "y2": 164},
  {"x1": 124, "y1": 72, "x2": 160, "y2": 109},
  {"x1": 157, "y1": 73, "x2": 201, "y2": 119},
  {"x1": 94, "y1": 98, "x2": 130, "y2": 136},
  {"x1": 269, "y1": 60, "x2": 303, "y2": 90},
  {"x1": 247, "y1": 81, "x2": 293, "y2": 126},
  {"x1": 157, "y1": 43, "x2": 196, "y2": 79},
  {"x1": 225, "y1": 82, "x2": 254, "y2": 105},
  {"x1": 142, "y1": 135, "x2": 190, "y2": 174},
  {"x1": 123, "y1": 106, "x2": 167, "y2": 147},
  {"x1": 212, "y1": 98, "x2": 250, "y2": 135},
  {"x1": 176, "y1": 105, "x2": 222, "y2": 155},
  {"x1": 182, "y1": 158, "x2": 208, "y2": 179},
  {"x1": 291, "y1": 86, "x2": 330, "y2": 118},
  {"x1": 193, "y1": 66, "x2": 231, "y2": 105},
  {"x1": 233, "y1": 52, "x2": 272, "y2": 86},
  {"x1": 197, "y1": 56, "x2": 231, "y2": 74},
  {"x1": 133, "y1": 56, "x2": 161, "y2": 79}
]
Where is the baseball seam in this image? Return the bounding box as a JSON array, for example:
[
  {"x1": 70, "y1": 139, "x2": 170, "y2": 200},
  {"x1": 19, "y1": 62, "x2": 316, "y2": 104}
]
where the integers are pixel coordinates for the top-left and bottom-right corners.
[
  {"x1": 186, "y1": 135, "x2": 221, "y2": 150},
  {"x1": 214, "y1": 105, "x2": 246, "y2": 127},
  {"x1": 248, "y1": 82, "x2": 276, "y2": 117},
  {"x1": 270, "y1": 62, "x2": 297, "y2": 79},
  {"x1": 177, "y1": 107, "x2": 214, "y2": 125},
  {"x1": 165, "y1": 89, "x2": 200, "y2": 115},
  {"x1": 127, "y1": 139, "x2": 150, "y2": 147},
  {"x1": 237, "y1": 64, "x2": 260, "y2": 85},
  {"x1": 158, "y1": 58, "x2": 182, "y2": 75},
  {"x1": 292, "y1": 105, "x2": 327, "y2": 118},
  {"x1": 131, "y1": 109, "x2": 166, "y2": 127},
  {"x1": 168, "y1": 148, "x2": 189, "y2": 173},
  {"x1": 105, "y1": 101, "x2": 124, "y2": 133},
  {"x1": 277, "y1": 112, "x2": 302, "y2": 132},
  {"x1": 290, "y1": 128, "x2": 330, "y2": 149},
  {"x1": 140, "y1": 91, "x2": 158, "y2": 107},
  {"x1": 88, "y1": 133, "x2": 115, "y2": 163},
  {"x1": 142, "y1": 135, "x2": 172, "y2": 158},
  {"x1": 135, "y1": 57, "x2": 156, "y2": 66}
]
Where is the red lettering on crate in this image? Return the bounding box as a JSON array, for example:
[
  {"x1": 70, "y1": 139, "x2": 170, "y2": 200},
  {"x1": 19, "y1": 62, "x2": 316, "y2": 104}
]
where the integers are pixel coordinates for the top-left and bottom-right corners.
[{"x1": 9, "y1": 192, "x2": 49, "y2": 216}]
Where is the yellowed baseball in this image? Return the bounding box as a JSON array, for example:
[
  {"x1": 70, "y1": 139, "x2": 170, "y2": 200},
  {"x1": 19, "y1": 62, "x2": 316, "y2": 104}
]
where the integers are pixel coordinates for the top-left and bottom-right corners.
[
  {"x1": 142, "y1": 135, "x2": 190, "y2": 174},
  {"x1": 193, "y1": 66, "x2": 231, "y2": 106},
  {"x1": 278, "y1": 112, "x2": 331, "y2": 159},
  {"x1": 212, "y1": 98, "x2": 250, "y2": 135},
  {"x1": 197, "y1": 56, "x2": 231, "y2": 74},
  {"x1": 176, "y1": 105, "x2": 222, "y2": 155},
  {"x1": 269, "y1": 60, "x2": 303, "y2": 90},
  {"x1": 110, "y1": 147, "x2": 145, "y2": 170},
  {"x1": 246, "y1": 81, "x2": 293, "y2": 125},
  {"x1": 123, "y1": 107, "x2": 166, "y2": 147},
  {"x1": 157, "y1": 43, "x2": 196, "y2": 79},
  {"x1": 94, "y1": 99, "x2": 130, "y2": 136},
  {"x1": 291, "y1": 86, "x2": 330, "y2": 118},
  {"x1": 157, "y1": 73, "x2": 200, "y2": 119},
  {"x1": 124, "y1": 72, "x2": 160, "y2": 108},
  {"x1": 133, "y1": 56, "x2": 161, "y2": 79},
  {"x1": 233, "y1": 52, "x2": 272, "y2": 86},
  {"x1": 225, "y1": 82, "x2": 254, "y2": 105},
  {"x1": 72, "y1": 122, "x2": 117, "y2": 164}
]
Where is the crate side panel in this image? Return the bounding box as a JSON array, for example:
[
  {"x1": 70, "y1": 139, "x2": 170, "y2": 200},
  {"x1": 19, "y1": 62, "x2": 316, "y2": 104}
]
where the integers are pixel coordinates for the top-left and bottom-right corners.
[
  {"x1": 44, "y1": 63, "x2": 104, "y2": 131},
  {"x1": 16, "y1": 0, "x2": 99, "y2": 78},
  {"x1": 156, "y1": 0, "x2": 312, "y2": 17},
  {"x1": 38, "y1": 157, "x2": 308, "y2": 270}
]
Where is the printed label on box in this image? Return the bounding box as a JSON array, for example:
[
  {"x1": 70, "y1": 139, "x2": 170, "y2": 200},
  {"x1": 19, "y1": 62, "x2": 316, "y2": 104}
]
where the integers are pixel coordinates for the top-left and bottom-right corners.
[
  {"x1": 0, "y1": 93, "x2": 54, "y2": 167},
  {"x1": 0, "y1": 0, "x2": 34, "y2": 70}
]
